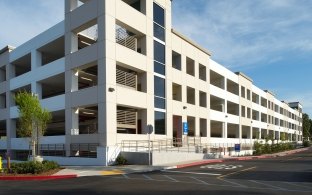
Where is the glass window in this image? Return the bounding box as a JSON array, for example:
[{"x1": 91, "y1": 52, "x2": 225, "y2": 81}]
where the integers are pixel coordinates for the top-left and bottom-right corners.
[
  {"x1": 154, "y1": 23, "x2": 165, "y2": 42},
  {"x1": 155, "y1": 111, "x2": 165, "y2": 134},
  {"x1": 241, "y1": 86, "x2": 245, "y2": 98},
  {"x1": 154, "y1": 41, "x2": 165, "y2": 64},
  {"x1": 154, "y1": 61, "x2": 165, "y2": 75},
  {"x1": 241, "y1": 106, "x2": 246, "y2": 117},
  {"x1": 153, "y1": 3, "x2": 165, "y2": 27},
  {"x1": 154, "y1": 76, "x2": 165, "y2": 98},
  {"x1": 154, "y1": 97, "x2": 165, "y2": 109}
]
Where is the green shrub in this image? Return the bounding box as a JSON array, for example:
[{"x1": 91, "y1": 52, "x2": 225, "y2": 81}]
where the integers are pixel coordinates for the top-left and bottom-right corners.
[
  {"x1": 42, "y1": 160, "x2": 60, "y2": 171},
  {"x1": 253, "y1": 142, "x2": 263, "y2": 155},
  {"x1": 115, "y1": 155, "x2": 127, "y2": 165},
  {"x1": 263, "y1": 144, "x2": 272, "y2": 154},
  {"x1": 303, "y1": 140, "x2": 311, "y2": 147},
  {"x1": 10, "y1": 160, "x2": 60, "y2": 174}
]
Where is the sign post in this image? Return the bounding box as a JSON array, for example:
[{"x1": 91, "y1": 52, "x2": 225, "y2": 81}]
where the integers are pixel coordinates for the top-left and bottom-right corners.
[{"x1": 147, "y1": 125, "x2": 153, "y2": 166}]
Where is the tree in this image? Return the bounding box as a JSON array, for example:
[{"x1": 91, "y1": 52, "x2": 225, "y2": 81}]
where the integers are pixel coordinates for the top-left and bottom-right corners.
[
  {"x1": 280, "y1": 132, "x2": 286, "y2": 141},
  {"x1": 302, "y1": 113, "x2": 311, "y2": 140},
  {"x1": 15, "y1": 91, "x2": 52, "y2": 161},
  {"x1": 310, "y1": 119, "x2": 312, "y2": 138}
]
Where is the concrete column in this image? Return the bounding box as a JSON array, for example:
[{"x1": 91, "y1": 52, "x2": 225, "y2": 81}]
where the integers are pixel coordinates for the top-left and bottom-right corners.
[
  {"x1": 31, "y1": 50, "x2": 42, "y2": 70},
  {"x1": 223, "y1": 122, "x2": 227, "y2": 138},
  {"x1": 0, "y1": 95, "x2": 5, "y2": 108},
  {"x1": 65, "y1": 0, "x2": 78, "y2": 13},
  {"x1": 71, "y1": 70, "x2": 79, "y2": 92},
  {"x1": 6, "y1": 119, "x2": 16, "y2": 157},
  {"x1": 64, "y1": 108, "x2": 79, "y2": 156},
  {"x1": 97, "y1": 102, "x2": 106, "y2": 147},
  {"x1": 72, "y1": 108, "x2": 79, "y2": 135},
  {"x1": 7, "y1": 64, "x2": 15, "y2": 79},
  {"x1": 31, "y1": 82, "x2": 42, "y2": 99}
]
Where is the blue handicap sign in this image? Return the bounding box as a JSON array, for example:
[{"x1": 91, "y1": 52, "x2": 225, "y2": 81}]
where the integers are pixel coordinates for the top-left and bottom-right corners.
[
  {"x1": 234, "y1": 144, "x2": 241, "y2": 152},
  {"x1": 183, "y1": 122, "x2": 188, "y2": 135}
]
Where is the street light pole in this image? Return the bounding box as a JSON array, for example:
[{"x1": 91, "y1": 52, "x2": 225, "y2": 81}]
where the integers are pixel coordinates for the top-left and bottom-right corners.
[
  {"x1": 148, "y1": 130, "x2": 150, "y2": 166},
  {"x1": 147, "y1": 124, "x2": 153, "y2": 166}
]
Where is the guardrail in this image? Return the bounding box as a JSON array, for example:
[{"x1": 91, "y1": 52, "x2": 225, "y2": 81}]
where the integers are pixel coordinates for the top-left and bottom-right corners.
[{"x1": 120, "y1": 138, "x2": 254, "y2": 154}]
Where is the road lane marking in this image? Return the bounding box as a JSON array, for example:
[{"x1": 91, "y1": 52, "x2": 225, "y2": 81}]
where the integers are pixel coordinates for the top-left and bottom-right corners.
[
  {"x1": 143, "y1": 174, "x2": 153, "y2": 180},
  {"x1": 161, "y1": 170, "x2": 221, "y2": 176},
  {"x1": 282, "y1": 157, "x2": 302, "y2": 162},
  {"x1": 249, "y1": 180, "x2": 285, "y2": 190},
  {"x1": 219, "y1": 178, "x2": 246, "y2": 187},
  {"x1": 284, "y1": 182, "x2": 312, "y2": 189},
  {"x1": 163, "y1": 175, "x2": 179, "y2": 182},
  {"x1": 218, "y1": 166, "x2": 256, "y2": 179},
  {"x1": 112, "y1": 175, "x2": 312, "y2": 193},
  {"x1": 201, "y1": 164, "x2": 243, "y2": 170},
  {"x1": 191, "y1": 177, "x2": 211, "y2": 185}
]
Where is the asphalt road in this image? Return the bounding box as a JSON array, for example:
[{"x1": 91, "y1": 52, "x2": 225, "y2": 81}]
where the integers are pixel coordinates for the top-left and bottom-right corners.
[{"x1": 0, "y1": 148, "x2": 311, "y2": 195}]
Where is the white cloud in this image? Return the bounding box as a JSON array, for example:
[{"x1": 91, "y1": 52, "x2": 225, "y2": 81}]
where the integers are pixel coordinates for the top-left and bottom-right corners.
[
  {"x1": 172, "y1": 0, "x2": 312, "y2": 70},
  {"x1": 0, "y1": 0, "x2": 64, "y2": 49}
]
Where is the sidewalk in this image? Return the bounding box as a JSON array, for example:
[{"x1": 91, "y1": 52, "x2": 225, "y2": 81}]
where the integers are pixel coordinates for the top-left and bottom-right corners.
[
  {"x1": 55, "y1": 146, "x2": 310, "y2": 176},
  {"x1": 54, "y1": 165, "x2": 168, "y2": 177},
  {"x1": 1, "y1": 147, "x2": 309, "y2": 180}
]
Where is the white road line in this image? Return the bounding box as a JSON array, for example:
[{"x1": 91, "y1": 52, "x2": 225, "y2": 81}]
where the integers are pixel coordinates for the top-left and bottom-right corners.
[
  {"x1": 220, "y1": 179, "x2": 246, "y2": 187},
  {"x1": 143, "y1": 174, "x2": 153, "y2": 180},
  {"x1": 249, "y1": 180, "x2": 285, "y2": 190},
  {"x1": 284, "y1": 182, "x2": 312, "y2": 189},
  {"x1": 163, "y1": 175, "x2": 179, "y2": 182},
  {"x1": 190, "y1": 177, "x2": 210, "y2": 185},
  {"x1": 122, "y1": 174, "x2": 129, "y2": 179},
  {"x1": 161, "y1": 170, "x2": 221, "y2": 176}
]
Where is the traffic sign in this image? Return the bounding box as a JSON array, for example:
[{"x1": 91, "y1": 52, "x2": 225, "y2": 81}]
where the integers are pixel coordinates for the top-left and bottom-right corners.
[{"x1": 234, "y1": 144, "x2": 241, "y2": 152}]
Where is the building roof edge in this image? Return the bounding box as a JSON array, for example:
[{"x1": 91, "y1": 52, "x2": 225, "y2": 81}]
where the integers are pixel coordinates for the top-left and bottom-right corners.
[
  {"x1": 235, "y1": 72, "x2": 253, "y2": 82},
  {"x1": 171, "y1": 29, "x2": 212, "y2": 56},
  {"x1": 0, "y1": 45, "x2": 15, "y2": 55}
]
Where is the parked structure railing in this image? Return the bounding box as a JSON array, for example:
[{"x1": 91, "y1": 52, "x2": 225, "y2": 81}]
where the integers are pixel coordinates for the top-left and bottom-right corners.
[
  {"x1": 116, "y1": 26, "x2": 137, "y2": 51},
  {"x1": 116, "y1": 68, "x2": 137, "y2": 90},
  {"x1": 70, "y1": 143, "x2": 98, "y2": 158},
  {"x1": 40, "y1": 144, "x2": 66, "y2": 157},
  {"x1": 120, "y1": 137, "x2": 254, "y2": 155},
  {"x1": 117, "y1": 110, "x2": 137, "y2": 129}
]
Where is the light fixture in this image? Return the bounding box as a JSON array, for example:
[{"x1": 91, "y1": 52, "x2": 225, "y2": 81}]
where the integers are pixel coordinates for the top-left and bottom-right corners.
[
  {"x1": 183, "y1": 106, "x2": 187, "y2": 109},
  {"x1": 83, "y1": 111, "x2": 95, "y2": 115},
  {"x1": 80, "y1": 76, "x2": 92, "y2": 81},
  {"x1": 108, "y1": 87, "x2": 115, "y2": 92},
  {"x1": 80, "y1": 41, "x2": 91, "y2": 46}
]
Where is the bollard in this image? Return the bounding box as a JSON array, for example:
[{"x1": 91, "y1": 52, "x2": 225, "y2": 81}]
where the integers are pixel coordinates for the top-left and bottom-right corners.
[{"x1": 7, "y1": 156, "x2": 10, "y2": 171}]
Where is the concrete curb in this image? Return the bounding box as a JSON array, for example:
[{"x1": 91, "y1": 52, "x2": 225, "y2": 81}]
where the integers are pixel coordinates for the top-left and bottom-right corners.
[
  {"x1": 172, "y1": 147, "x2": 309, "y2": 169},
  {"x1": 0, "y1": 174, "x2": 77, "y2": 181}
]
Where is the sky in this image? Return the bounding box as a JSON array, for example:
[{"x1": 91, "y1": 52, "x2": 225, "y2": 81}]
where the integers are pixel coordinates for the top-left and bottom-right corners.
[{"x1": 0, "y1": 0, "x2": 311, "y2": 116}]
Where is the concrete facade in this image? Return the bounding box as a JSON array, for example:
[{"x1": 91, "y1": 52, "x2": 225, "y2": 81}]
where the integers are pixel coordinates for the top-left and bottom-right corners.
[{"x1": 0, "y1": 0, "x2": 303, "y2": 165}]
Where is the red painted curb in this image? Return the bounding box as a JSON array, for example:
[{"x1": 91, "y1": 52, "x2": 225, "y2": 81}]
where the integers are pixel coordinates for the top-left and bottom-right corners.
[
  {"x1": 0, "y1": 174, "x2": 77, "y2": 181},
  {"x1": 237, "y1": 157, "x2": 253, "y2": 161}
]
